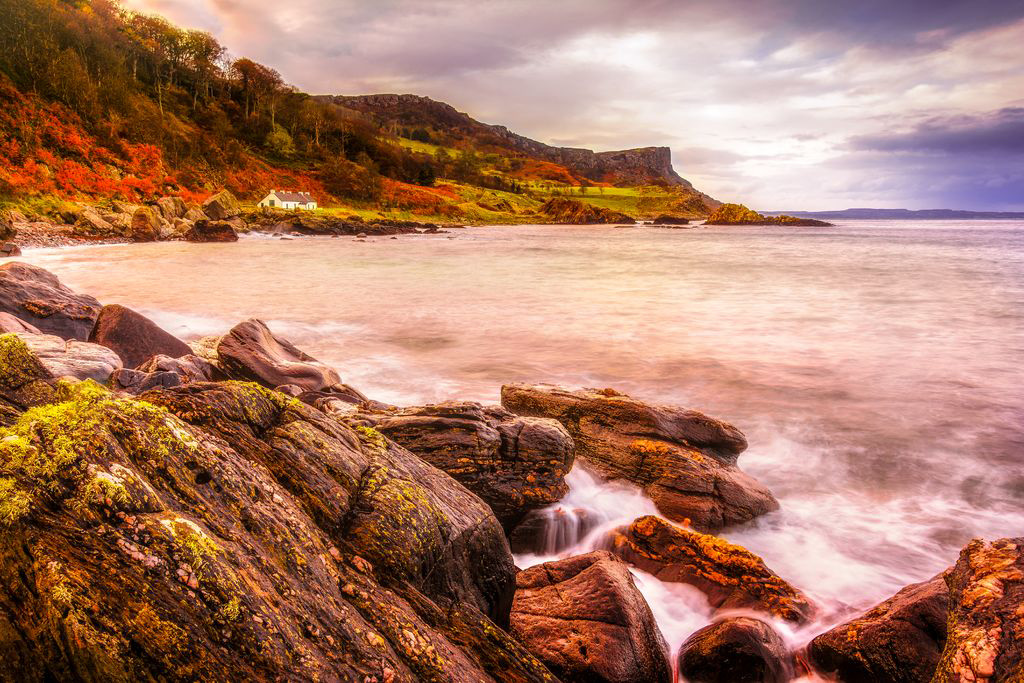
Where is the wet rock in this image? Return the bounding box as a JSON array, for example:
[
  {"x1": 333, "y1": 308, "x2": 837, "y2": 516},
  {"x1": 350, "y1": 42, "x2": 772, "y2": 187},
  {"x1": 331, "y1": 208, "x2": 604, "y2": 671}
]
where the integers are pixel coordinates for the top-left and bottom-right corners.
[
  {"x1": 809, "y1": 573, "x2": 948, "y2": 683},
  {"x1": 0, "y1": 243, "x2": 20, "y2": 257},
  {"x1": 353, "y1": 402, "x2": 574, "y2": 530},
  {"x1": 0, "y1": 263, "x2": 101, "y2": 340},
  {"x1": 110, "y1": 354, "x2": 216, "y2": 394},
  {"x1": 537, "y1": 197, "x2": 632, "y2": 224},
  {"x1": 15, "y1": 332, "x2": 122, "y2": 383},
  {"x1": 931, "y1": 537, "x2": 1024, "y2": 683},
  {"x1": 501, "y1": 384, "x2": 776, "y2": 531},
  {"x1": 185, "y1": 220, "x2": 238, "y2": 243},
  {"x1": 511, "y1": 551, "x2": 671, "y2": 683},
  {"x1": 509, "y1": 506, "x2": 602, "y2": 554},
  {"x1": 129, "y1": 206, "x2": 161, "y2": 241},
  {"x1": 89, "y1": 304, "x2": 191, "y2": 368},
  {"x1": 607, "y1": 515, "x2": 814, "y2": 623},
  {"x1": 0, "y1": 379, "x2": 554, "y2": 682},
  {"x1": 0, "y1": 313, "x2": 39, "y2": 334},
  {"x1": 651, "y1": 214, "x2": 690, "y2": 225},
  {"x1": 201, "y1": 189, "x2": 241, "y2": 220},
  {"x1": 678, "y1": 617, "x2": 794, "y2": 683},
  {"x1": 216, "y1": 319, "x2": 344, "y2": 393}
]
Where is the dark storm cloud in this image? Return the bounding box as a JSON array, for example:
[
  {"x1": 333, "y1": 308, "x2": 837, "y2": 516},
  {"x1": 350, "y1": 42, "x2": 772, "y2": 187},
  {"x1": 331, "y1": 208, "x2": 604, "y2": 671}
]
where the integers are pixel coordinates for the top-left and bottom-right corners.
[{"x1": 852, "y1": 108, "x2": 1024, "y2": 155}]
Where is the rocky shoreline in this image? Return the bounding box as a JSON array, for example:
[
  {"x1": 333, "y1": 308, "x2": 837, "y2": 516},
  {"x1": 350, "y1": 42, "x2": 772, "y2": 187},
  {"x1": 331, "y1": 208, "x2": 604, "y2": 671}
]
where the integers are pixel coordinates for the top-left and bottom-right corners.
[{"x1": 0, "y1": 260, "x2": 1021, "y2": 682}]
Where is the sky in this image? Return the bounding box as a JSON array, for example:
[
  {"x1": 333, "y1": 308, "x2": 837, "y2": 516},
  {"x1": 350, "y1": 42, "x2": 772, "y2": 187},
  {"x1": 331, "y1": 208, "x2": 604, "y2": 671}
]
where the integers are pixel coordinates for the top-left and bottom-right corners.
[{"x1": 123, "y1": 0, "x2": 1024, "y2": 210}]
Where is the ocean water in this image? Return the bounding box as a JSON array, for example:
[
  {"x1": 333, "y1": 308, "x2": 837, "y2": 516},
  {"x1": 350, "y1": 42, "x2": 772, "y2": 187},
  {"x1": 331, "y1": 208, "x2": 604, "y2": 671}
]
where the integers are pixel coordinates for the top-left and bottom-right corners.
[{"x1": 18, "y1": 221, "x2": 1024, "y2": 668}]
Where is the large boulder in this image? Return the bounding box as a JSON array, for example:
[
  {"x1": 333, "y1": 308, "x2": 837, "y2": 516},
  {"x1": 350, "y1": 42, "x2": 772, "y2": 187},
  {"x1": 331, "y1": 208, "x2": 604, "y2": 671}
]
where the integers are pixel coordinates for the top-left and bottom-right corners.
[
  {"x1": 0, "y1": 313, "x2": 40, "y2": 334},
  {"x1": 0, "y1": 263, "x2": 101, "y2": 340},
  {"x1": 184, "y1": 219, "x2": 238, "y2": 243},
  {"x1": 931, "y1": 537, "x2": 1024, "y2": 683},
  {"x1": 511, "y1": 551, "x2": 671, "y2": 683},
  {"x1": 0, "y1": 379, "x2": 555, "y2": 682},
  {"x1": 0, "y1": 211, "x2": 16, "y2": 240},
  {"x1": 0, "y1": 333, "x2": 58, "y2": 420},
  {"x1": 607, "y1": 515, "x2": 813, "y2": 623},
  {"x1": 215, "y1": 319, "x2": 345, "y2": 394},
  {"x1": 678, "y1": 617, "x2": 794, "y2": 683},
  {"x1": 89, "y1": 304, "x2": 191, "y2": 369},
  {"x1": 201, "y1": 189, "x2": 241, "y2": 220},
  {"x1": 110, "y1": 354, "x2": 217, "y2": 394},
  {"x1": 75, "y1": 208, "x2": 116, "y2": 236},
  {"x1": 155, "y1": 196, "x2": 187, "y2": 221},
  {"x1": 809, "y1": 574, "x2": 948, "y2": 682},
  {"x1": 501, "y1": 384, "x2": 776, "y2": 531},
  {"x1": 129, "y1": 206, "x2": 161, "y2": 241},
  {"x1": 353, "y1": 402, "x2": 574, "y2": 530},
  {"x1": 16, "y1": 332, "x2": 122, "y2": 384},
  {"x1": 509, "y1": 506, "x2": 602, "y2": 555}
]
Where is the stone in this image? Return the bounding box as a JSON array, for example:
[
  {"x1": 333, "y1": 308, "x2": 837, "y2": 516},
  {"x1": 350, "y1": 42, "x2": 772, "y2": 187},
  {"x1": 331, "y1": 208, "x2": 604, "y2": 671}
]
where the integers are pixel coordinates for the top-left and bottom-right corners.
[
  {"x1": 184, "y1": 207, "x2": 206, "y2": 222},
  {"x1": 0, "y1": 243, "x2": 21, "y2": 257},
  {"x1": 0, "y1": 263, "x2": 101, "y2": 340},
  {"x1": 184, "y1": 220, "x2": 238, "y2": 243},
  {"x1": 74, "y1": 208, "x2": 116, "y2": 235},
  {"x1": 650, "y1": 214, "x2": 690, "y2": 225},
  {"x1": 607, "y1": 515, "x2": 814, "y2": 623},
  {"x1": 0, "y1": 313, "x2": 40, "y2": 334},
  {"x1": 0, "y1": 379, "x2": 554, "y2": 681},
  {"x1": 705, "y1": 203, "x2": 833, "y2": 227},
  {"x1": 201, "y1": 189, "x2": 241, "y2": 220},
  {"x1": 511, "y1": 551, "x2": 671, "y2": 683},
  {"x1": 353, "y1": 402, "x2": 574, "y2": 530},
  {"x1": 809, "y1": 574, "x2": 948, "y2": 683},
  {"x1": 215, "y1": 319, "x2": 343, "y2": 393},
  {"x1": 931, "y1": 537, "x2": 1024, "y2": 683},
  {"x1": 509, "y1": 506, "x2": 602, "y2": 555},
  {"x1": 0, "y1": 211, "x2": 16, "y2": 240},
  {"x1": 129, "y1": 206, "x2": 161, "y2": 241},
  {"x1": 678, "y1": 617, "x2": 794, "y2": 683},
  {"x1": 155, "y1": 196, "x2": 187, "y2": 220},
  {"x1": 89, "y1": 304, "x2": 191, "y2": 368},
  {"x1": 537, "y1": 197, "x2": 632, "y2": 224},
  {"x1": 15, "y1": 332, "x2": 122, "y2": 383},
  {"x1": 0, "y1": 332, "x2": 58, "y2": 418},
  {"x1": 501, "y1": 384, "x2": 776, "y2": 531}
]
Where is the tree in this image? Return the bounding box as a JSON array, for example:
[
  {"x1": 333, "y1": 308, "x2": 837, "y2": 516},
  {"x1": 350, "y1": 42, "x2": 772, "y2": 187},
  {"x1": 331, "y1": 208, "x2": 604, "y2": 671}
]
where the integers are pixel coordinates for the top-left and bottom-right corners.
[{"x1": 265, "y1": 125, "x2": 295, "y2": 158}]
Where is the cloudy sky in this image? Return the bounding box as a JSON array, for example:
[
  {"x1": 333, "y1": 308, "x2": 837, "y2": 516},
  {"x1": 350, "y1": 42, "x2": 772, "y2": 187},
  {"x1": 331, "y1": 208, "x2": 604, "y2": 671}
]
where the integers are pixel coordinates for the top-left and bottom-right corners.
[{"x1": 125, "y1": 0, "x2": 1024, "y2": 210}]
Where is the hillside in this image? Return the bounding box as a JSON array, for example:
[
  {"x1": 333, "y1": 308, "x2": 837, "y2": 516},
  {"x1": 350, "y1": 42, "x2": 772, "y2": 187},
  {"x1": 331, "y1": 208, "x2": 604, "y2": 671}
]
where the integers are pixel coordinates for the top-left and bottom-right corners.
[{"x1": 0, "y1": 0, "x2": 717, "y2": 224}]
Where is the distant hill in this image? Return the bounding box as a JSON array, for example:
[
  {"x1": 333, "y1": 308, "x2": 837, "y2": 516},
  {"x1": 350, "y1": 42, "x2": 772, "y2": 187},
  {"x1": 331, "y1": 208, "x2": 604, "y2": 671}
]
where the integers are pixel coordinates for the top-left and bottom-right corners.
[{"x1": 763, "y1": 208, "x2": 1024, "y2": 220}]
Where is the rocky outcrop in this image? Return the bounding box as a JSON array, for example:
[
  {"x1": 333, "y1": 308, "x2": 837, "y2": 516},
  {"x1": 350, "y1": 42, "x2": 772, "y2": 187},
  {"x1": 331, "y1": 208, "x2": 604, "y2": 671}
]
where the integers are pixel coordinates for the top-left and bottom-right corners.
[
  {"x1": 14, "y1": 332, "x2": 122, "y2": 384},
  {"x1": 75, "y1": 208, "x2": 116, "y2": 236},
  {"x1": 89, "y1": 304, "x2": 191, "y2": 368},
  {"x1": 352, "y1": 402, "x2": 574, "y2": 530},
  {"x1": 0, "y1": 379, "x2": 556, "y2": 682},
  {"x1": 650, "y1": 214, "x2": 691, "y2": 225},
  {"x1": 184, "y1": 220, "x2": 239, "y2": 243},
  {"x1": 0, "y1": 243, "x2": 20, "y2": 257},
  {"x1": 0, "y1": 333, "x2": 58, "y2": 419},
  {"x1": 537, "y1": 198, "x2": 632, "y2": 225},
  {"x1": 0, "y1": 313, "x2": 40, "y2": 334},
  {"x1": 705, "y1": 204, "x2": 833, "y2": 227},
  {"x1": 511, "y1": 551, "x2": 671, "y2": 683},
  {"x1": 607, "y1": 515, "x2": 814, "y2": 623},
  {"x1": 0, "y1": 263, "x2": 101, "y2": 340},
  {"x1": 154, "y1": 196, "x2": 187, "y2": 221},
  {"x1": 931, "y1": 537, "x2": 1024, "y2": 683},
  {"x1": 215, "y1": 319, "x2": 346, "y2": 394},
  {"x1": 509, "y1": 506, "x2": 602, "y2": 555},
  {"x1": 110, "y1": 354, "x2": 217, "y2": 394},
  {"x1": 201, "y1": 189, "x2": 241, "y2": 220},
  {"x1": 501, "y1": 384, "x2": 776, "y2": 531},
  {"x1": 246, "y1": 212, "x2": 438, "y2": 236},
  {"x1": 809, "y1": 574, "x2": 948, "y2": 683},
  {"x1": 129, "y1": 206, "x2": 161, "y2": 241},
  {"x1": 678, "y1": 617, "x2": 794, "y2": 683}
]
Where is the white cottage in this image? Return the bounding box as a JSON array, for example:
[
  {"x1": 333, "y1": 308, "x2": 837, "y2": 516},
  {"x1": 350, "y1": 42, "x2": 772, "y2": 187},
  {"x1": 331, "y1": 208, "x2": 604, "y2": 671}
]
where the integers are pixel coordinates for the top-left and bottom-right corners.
[{"x1": 257, "y1": 190, "x2": 318, "y2": 210}]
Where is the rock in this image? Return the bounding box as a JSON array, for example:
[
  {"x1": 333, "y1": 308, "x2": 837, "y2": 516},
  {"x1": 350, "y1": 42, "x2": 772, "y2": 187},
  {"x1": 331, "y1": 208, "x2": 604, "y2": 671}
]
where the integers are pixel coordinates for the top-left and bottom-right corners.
[
  {"x1": 89, "y1": 304, "x2": 191, "y2": 368},
  {"x1": 0, "y1": 212, "x2": 16, "y2": 240},
  {"x1": 155, "y1": 196, "x2": 187, "y2": 220},
  {"x1": 931, "y1": 537, "x2": 1024, "y2": 683},
  {"x1": 809, "y1": 573, "x2": 948, "y2": 683},
  {"x1": 0, "y1": 243, "x2": 21, "y2": 257},
  {"x1": 15, "y1": 332, "x2": 122, "y2": 383},
  {"x1": 501, "y1": 384, "x2": 776, "y2": 531},
  {"x1": 651, "y1": 214, "x2": 690, "y2": 225},
  {"x1": 74, "y1": 208, "x2": 116, "y2": 236},
  {"x1": 0, "y1": 263, "x2": 101, "y2": 340},
  {"x1": 607, "y1": 515, "x2": 814, "y2": 623},
  {"x1": 356, "y1": 232, "x2": 368, "y2": 238},
  {"x1": 0, "y1": 378, "x2": 554, "y2": 681},
  {"x1": 201, "y1": 189, "x2": 241, "y2": 220},
  {"x1": 184, "y1": 220, "x2": 238, "y2": 243},
  {"x1": 110, "y1": 354, "x2": 217, "y2": 395},
  {"x1": 0, "y1": 313, "x2": 40, "y2": 334},
  {"x1": 511, "y1": 551, "x2": 671, "y2": 683},
  {"x1": 183, "y1": 207, "x2": 206, "y2": 222},
  {"x1": 129, "y1": 206, "x2": 161, "y2": 241},
  {"x1": 509, "y1": 506, "x2": 602, "y2": 554},
  {"x1": 102, "y1": 211, "x2": 132, "y2": 230},
  {"x1": 0, "y1": 333, "x2": 58, "y2": 418},
  {"x1": 216, "y1": 319, "x2": 343, "y2": 393},
  {"x1": 678, "y1": 617, "x2": 794, "y2": 683},
  {"x1": 537, "y1": 197, "x2": 632, "y2": 224},
  {"x1": 353, "y1": 402, "x2": 574, "y2": 530},
  {"x1": 705, "y1": 204, "x2": 833, "y2": 227}
]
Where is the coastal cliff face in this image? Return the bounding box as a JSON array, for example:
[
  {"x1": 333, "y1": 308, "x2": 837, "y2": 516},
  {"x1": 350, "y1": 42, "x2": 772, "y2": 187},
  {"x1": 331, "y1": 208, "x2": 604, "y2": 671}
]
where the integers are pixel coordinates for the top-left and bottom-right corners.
[{"x1": 329, "y1": 94, "x2": 707, "y2": 190}]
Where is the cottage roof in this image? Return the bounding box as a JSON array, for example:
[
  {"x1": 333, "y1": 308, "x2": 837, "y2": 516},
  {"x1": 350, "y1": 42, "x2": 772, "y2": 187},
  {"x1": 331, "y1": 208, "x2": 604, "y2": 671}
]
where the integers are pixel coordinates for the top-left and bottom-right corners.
[{"x1": 269, "y1": 191, "x2": 315, "y2": 203}]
